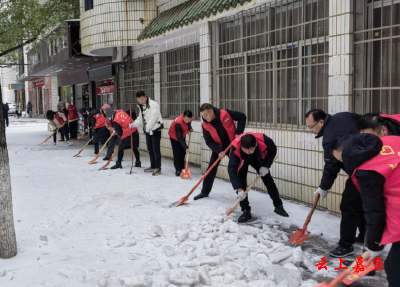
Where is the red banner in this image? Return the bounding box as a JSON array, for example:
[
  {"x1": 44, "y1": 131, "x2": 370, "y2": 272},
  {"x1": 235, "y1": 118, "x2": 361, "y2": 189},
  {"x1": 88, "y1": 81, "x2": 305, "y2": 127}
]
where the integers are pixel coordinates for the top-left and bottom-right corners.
[{"x1": 96, "y1": 85, "x2": 114, "y2": 94}]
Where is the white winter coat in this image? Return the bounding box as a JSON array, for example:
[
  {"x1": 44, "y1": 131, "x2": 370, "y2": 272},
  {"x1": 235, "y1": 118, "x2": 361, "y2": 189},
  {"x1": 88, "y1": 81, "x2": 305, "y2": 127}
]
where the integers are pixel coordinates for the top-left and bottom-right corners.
[{"x1": 134, "y1": 97, "x2": 163, "y2": 135}]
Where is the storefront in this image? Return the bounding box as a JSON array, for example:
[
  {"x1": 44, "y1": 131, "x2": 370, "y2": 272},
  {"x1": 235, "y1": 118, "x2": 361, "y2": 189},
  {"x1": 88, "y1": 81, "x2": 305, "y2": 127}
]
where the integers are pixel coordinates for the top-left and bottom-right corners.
[
  {"x1": 95, "y1": 80, "x2": 114, "y2": 108},
  {"x1": 75, "y1": 83, "x2": 90, "y2": 108},
  {"x1": 87, "y1": 64, "x2": 116, "y2": 109},
  {"x1": 34, "y1": 80, "x2": 45, "y2": 115}
]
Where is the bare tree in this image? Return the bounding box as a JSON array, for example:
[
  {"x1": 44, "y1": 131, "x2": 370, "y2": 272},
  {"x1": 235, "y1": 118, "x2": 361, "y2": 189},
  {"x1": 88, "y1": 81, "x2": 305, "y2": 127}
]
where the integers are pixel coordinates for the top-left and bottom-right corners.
[{"x1": 0, "y1": 85, "x2": 17, "y2": 259}]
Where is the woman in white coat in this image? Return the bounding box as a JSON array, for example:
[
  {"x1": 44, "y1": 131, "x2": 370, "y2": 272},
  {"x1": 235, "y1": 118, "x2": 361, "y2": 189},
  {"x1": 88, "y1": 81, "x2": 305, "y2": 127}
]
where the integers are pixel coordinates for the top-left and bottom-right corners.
[{"x1": 130, "y1": 91, "x2": 164, "y2": 176}]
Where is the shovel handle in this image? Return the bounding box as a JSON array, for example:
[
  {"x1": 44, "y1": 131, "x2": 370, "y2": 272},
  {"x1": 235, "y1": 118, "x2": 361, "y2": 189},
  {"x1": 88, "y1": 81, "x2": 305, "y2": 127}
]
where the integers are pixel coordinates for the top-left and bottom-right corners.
[
  {"x1": 226, "y1": 155, "x2": 278, "y2": 216},
  {"x1": 184, "y1": 143, "x2": 232, "y2": 199},
  {"x1": 89, "y1": 135, "x2": 113, "y2": 164},
  {"x1": 347, "y1": 251, "x2": 370, "y2": 271},
  {"x1": 185, "y1": 132, "x2": 192, "y2": 170},
  {"x1": 227, "y1": 173, "x2": 263, "y2": 216},
  {"x1": 302, "y1": 193, "x2": 321, "y2": 230}
]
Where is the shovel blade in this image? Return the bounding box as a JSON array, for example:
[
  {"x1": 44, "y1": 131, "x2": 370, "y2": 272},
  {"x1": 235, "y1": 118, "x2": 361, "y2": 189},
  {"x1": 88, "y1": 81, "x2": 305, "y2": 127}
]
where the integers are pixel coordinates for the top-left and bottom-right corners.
[
  {"x1": 342, "y1": 258, "x2": 374, "y2": 285},
  {"x1": 181, "y1": 168, "x2": 191, "y2": 179},
  {"x1": 288, "y1": 229, "x2": 310, "y2": 246},
  {"x1": 173, "y1": 196, "x2": 188, "y2": 206}
]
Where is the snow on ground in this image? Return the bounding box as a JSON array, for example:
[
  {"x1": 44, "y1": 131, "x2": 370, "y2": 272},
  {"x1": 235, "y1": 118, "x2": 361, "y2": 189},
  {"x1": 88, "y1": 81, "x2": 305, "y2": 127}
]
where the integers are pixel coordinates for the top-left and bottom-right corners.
[{"x1": 0, "y1": 119, "x2": 387, "y2": 287}]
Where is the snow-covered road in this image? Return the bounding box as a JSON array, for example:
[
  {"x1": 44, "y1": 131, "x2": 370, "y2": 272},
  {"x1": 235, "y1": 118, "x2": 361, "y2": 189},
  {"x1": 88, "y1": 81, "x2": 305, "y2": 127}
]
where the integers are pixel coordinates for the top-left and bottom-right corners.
[{"x1": 0, "y1": 119, "x2": 387, "y2": 287}]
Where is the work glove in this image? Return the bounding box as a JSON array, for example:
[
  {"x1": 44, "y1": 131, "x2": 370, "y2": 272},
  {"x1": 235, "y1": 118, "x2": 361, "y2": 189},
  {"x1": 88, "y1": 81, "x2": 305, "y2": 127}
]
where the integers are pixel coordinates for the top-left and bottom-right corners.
[
  {"x1": 259, "y1": 167, "x2": 269, "y2": 177},
  {"x1": 314, "y1": 187, "x2": 329, "y2": 200},
  {"x1": 145, "y1": 129, "x2": 150, "y2": 134},
  {"x1": 367, "y1": 248, "x2": 383, "y2": 259},
  {"x1": 237, "y1": 190, "x2": 246, "y2": 200},
  {"x1": 129, "y1": 123, "x2": 136, "y2": 129}
]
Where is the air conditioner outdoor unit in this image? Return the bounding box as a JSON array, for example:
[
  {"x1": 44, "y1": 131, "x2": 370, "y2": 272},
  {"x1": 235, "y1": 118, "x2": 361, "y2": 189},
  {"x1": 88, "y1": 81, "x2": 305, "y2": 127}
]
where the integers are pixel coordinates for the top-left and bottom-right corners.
[{"x1": 112, "y1": 47, "x2": 123, "y2": 63}]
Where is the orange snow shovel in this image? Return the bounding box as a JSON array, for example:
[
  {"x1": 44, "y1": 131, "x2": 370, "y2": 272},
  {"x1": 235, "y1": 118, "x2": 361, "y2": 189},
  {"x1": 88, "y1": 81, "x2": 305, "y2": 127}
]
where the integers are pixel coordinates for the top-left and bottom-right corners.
[
  {"x1": 69, "y1": 127, "x2": 92, "y2": 146},
  {"x1": 314, "y1": 251, "x2": 370, "y2": 287},
  {"x1": 289, "y1": 193, "x2": 321, "y2": 245},
  {"x1": 99, "y1": 146, "x2": 119, "y2": 170},
  {"x1": 88, "y1": 135, "x2": 113, "y2": 164},
  {"x1": 173, "y1": 143, "x2": 233, "y2": 206},
  {"x1": 342, "y1": 257, "x2": 374, "y2": 285},
  {"x1": 226, "y1": 155, "x2": 278, "y2": 216},
  {"x1": 181, "y1": 132, "x2": 192, "y2": 179},
  {"x1": 73, "y1": 138, "x2": 93, "y2": 157}
]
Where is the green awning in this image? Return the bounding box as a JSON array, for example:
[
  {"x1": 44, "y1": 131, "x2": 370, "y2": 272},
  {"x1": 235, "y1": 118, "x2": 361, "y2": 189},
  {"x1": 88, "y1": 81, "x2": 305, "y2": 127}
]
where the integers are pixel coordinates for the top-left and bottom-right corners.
[{"x1": 138, "y1": 0, "x2": 252, "y2": 41}]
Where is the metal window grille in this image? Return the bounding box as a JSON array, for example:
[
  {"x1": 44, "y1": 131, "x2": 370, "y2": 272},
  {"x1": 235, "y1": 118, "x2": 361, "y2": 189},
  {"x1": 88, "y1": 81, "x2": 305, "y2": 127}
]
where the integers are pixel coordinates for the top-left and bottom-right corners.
[
  {"x1": 118, "y1": 56, "x2": 154, "y2": 111},
  {"x1": 160, "y1": 44, "x2": 200, "y2": 120},
  {"x1": 211, "y1": 0, "x2": 329, "y2": 129},
  {"x1": 354, "y1": 0, "x2": 400, "y2": 115}
]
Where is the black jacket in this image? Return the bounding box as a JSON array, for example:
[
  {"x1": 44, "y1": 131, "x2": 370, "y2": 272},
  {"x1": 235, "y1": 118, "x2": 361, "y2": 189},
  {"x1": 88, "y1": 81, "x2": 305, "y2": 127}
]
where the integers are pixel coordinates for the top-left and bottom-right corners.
[
  {"x1": 202, "y1": 108, "x2": 247, "y2": 154},
  {"x1": 175, "y1": 122, "x2": 192, "y2": 150},
  {"x1": 2, "y1": 103, "x2": 9, "y2": 127},
  {"x1": 228, "y1": 135, "x2": 277, "y2": 190},
  {"x1": 316, "y1": 112, "x2": 360, "y2": 190},
  {"x1": 342, "y1": 134, "x2": 385, "y2": 252}
]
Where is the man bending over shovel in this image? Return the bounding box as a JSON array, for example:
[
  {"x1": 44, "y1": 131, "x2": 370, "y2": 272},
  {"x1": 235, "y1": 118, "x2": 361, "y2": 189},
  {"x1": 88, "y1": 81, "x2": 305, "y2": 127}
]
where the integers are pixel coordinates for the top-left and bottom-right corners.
[
  {"x1": 228, "y1": 132, "x2": 289, "y2": 222},
  {"x1": 193, "y1": 103, "x2": 247, "y2": 200},
  {"x1": 332, "y1": 133, "x2": 400, "y2": 287}
]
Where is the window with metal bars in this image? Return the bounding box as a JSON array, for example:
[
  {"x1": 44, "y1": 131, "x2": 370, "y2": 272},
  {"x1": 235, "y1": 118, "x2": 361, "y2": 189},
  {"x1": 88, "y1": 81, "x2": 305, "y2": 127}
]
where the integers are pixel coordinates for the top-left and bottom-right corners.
[
  {"x1": 211, "y1": 0, "x2": 329, "y2": 129},
  {"x1": 160, "y1": 44, "x2": 200, "y2": 120},
  {"x1": 118, "y1": 56, "x2": 154, "y2": 110},
  {"x1": 354, "y1": 0, "x2": 400, "y2": 115}
]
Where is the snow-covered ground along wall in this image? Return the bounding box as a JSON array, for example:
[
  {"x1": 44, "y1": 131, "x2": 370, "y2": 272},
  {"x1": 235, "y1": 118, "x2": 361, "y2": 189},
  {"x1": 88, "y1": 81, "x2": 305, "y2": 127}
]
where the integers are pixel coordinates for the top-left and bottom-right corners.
[{"x1": 1, "y1": 119, "x2": 388, "y2": 287}]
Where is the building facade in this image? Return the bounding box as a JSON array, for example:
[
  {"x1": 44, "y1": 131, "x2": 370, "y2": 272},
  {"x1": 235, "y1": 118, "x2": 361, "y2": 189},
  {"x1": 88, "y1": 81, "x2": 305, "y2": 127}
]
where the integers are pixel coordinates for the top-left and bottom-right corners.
[{"x1": 81, "y1": 0, "x2": 400, "y2": 215}]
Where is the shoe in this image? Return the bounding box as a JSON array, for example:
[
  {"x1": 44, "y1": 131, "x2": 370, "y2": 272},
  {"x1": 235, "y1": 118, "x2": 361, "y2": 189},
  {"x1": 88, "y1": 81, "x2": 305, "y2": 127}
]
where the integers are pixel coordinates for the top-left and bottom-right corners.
[
  {"x1": 111, "y1": 162, "x2": 122, "y2": 170},
  {"x1": 103, "y1": 157, "x2": 111, "y2": 161},
  {"x1": 144, "y1": 167, "x2": 154, "y2": 173},
  {"x1": 135, "y1": 161, "x2": 141, "y2": 167},
  {"x1": 238, "y1": 210, "x2": 252, "y2": 223},
  {"x1": 175, "y1": 170, "x2": 181, "y2": 176},
  {"x1": 53, "y1": 142, "x2": 57, "y2": 145},
  {"x1": 274, "y1": 206, "x2": 289, "y2": 217},
  {"x1": 329, "y1": 245, "x2": 355, "y2": 258},
  {"x1": 59, "y1": 139, "x2": 65, "y2": 142},
  {"x1": 152, "y1": 168, "x2": 161, "y2": 176},
  {"x1": 194, "y1": 193, "x2": 208, "y2": 200},
  {"x1": 91, "y1": 153, "x2": 98, "y2": 157}
]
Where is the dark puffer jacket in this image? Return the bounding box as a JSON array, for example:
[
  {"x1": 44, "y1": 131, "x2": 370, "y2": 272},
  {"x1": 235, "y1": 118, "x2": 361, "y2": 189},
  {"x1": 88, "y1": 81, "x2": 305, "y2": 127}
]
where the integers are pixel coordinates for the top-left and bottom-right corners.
[
  {"x1": 342, "y1": 134, "x2": 385, "y2": 252},
  {"x1": 316, "y1": 112, "x2": 361, "y2": 190}
]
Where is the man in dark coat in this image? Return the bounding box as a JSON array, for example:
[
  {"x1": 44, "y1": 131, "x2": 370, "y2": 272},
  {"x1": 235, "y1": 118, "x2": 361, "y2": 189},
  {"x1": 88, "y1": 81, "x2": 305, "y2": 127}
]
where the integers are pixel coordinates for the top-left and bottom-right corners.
[
  {"x1": 228, "y1": 132, "x2": 289, "y2": 222},
  {"x1": 2, "y1": 103, "x2": 9, "y2": 127},
  {"x1": 305, "y1": 109, "x2": 365, "y2": 257},
  {"x1": 194, "y1": 103, "x2": 247, "y2": 200}
]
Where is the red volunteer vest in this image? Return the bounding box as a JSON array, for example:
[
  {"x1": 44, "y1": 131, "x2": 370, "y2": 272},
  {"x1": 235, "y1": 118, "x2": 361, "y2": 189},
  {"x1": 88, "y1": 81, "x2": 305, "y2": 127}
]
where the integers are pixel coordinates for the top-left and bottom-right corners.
[
  {"x1": 67, "y1": 105, "x2": 79, "y2": 121},
  {"x1": 113, "y1": 110, "x2": 137, "y2": 140},
  {"x1": 232, "y1": 132, "x2": 268, "y2": 172},
  {"x1": 54, "y1": 112, "x2": 65, "y2": 126},
  {"x1": 202, "y1": 109, "x2": 236, "y2": 148},
  {"x1": 93, "y1": 114, "x2": 106, "y2": 129},
  {"x1": 352, "y1": 136, "x2": 400, "y2": 245},
  {"x1": 168, "y1": 114, "x2": 191, "y2": 141}
]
